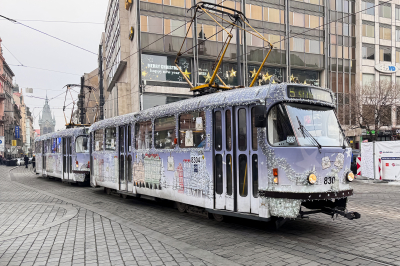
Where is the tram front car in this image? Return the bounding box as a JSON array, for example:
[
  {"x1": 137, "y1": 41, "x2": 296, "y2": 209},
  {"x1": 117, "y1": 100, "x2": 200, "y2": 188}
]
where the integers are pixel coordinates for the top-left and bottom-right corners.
[{"x1": 257, "y1": 84, "x2": 360, "y2": 221}]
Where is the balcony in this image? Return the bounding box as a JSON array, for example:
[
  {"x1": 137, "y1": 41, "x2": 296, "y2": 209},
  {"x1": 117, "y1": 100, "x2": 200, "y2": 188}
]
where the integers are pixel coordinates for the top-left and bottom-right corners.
[{"x1": 0, "y1": 92, "x2": 5, "y2": 100}]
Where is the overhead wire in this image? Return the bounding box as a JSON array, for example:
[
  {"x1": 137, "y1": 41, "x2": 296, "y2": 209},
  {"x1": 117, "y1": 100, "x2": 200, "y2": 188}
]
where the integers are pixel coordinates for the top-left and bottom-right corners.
[
  {"x1": 0, "y1": 14, "x2": 98, "y2": 55},
  {"x1": 0, "y1": 18, "x2": 103, "y2": 24},
  {"x1": 8, "y1": 64, "x2": 81, "y2": 76},
  {"x1": 1, "y1": 43, "x2": 24, "y2": 65}
]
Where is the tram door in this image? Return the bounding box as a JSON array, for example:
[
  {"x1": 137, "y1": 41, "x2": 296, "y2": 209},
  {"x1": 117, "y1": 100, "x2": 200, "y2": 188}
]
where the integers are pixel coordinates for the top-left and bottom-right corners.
[
  {"x1": 42, "y1": 141, "x2": 45, "y2": 175},
  {"x1": 119, "y1": 125, "x2": 133, "y2": 191},
  {"x1": 62, "y1": 137, "x2": 72, "y2": 180},
  {"x1": 235, "y1": 106, "x2": 259, "y2": 214},
  {"x1": 214, "y1": 108, "x2": 234, "y2": 211}
]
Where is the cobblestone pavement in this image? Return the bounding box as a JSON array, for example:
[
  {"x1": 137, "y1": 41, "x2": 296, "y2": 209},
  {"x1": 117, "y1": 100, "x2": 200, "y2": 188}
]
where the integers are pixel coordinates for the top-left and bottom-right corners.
[{"x1": 1, "y1": 166, "x2": 400, "y2": 266}]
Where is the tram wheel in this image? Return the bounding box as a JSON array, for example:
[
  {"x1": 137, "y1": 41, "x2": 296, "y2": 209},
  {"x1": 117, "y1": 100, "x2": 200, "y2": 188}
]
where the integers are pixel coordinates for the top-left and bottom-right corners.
[
  {"x1": 213, "y1": 213, "x2": 224, "y2": 222},
  {"x1": 105, "y1": 188, "x2": 111, "y2": 195},
  {"x1": 120, "y1": 194, "x2": 129, "y2": 199},
  {"x1": 176, "y1": 202, "x2": 187, "y2": 213}
]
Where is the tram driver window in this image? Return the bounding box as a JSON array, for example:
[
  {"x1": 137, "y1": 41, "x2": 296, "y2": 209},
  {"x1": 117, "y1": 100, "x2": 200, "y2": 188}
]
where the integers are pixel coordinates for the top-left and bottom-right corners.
[
  {"x1": 94, "y1": 129, "x2": 104, "y2": 151},
  {"x1": 268, "y1": 104, "x2": 297, "y2": 146},
  {"x1": 154, "y1": 116, "x2": 176, "y2": 149},
  {"x1": 135, "y1": 121, "x2": 152, "y2": 150},
  {"x1": 76, "y1": 136, "x2": 89, "y2": 153},
  {"x1": 179, "y1": 111, "x2": 206, "y2": 148},
  {"x1": 105, "y1": 127, "x2": 117, "y2": 151}
]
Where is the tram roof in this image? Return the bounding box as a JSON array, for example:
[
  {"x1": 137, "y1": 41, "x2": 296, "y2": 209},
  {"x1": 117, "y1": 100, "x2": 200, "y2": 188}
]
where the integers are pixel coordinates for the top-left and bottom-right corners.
[
  {"x1": 89, "y1": 83, "x2": 333, "y2": 133},
  {"x1": 35, "y1": 127, "x2": 88, "y2": 142}
]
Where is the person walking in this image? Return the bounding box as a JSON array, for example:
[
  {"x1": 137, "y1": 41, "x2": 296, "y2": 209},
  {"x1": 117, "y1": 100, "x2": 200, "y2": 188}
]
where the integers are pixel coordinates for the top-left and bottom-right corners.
[
  {"x1": 24, "y1": 155, "x2": 29, "y2": 168},
  {"x1": 32, "y1": 155, "x2": 35, "y2": 169}
]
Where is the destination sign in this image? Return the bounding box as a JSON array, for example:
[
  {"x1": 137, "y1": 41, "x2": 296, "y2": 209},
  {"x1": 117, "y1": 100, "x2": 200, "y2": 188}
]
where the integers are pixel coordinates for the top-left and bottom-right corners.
[{"x1": 287, "y1": 86, "x2": 332, "y2": 103}]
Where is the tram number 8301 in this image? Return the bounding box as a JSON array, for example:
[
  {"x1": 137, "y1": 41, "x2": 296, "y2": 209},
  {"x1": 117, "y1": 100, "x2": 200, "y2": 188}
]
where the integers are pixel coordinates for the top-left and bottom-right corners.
[{"x1": 324, "y1": 176, "x2": 335, "y2": 184}]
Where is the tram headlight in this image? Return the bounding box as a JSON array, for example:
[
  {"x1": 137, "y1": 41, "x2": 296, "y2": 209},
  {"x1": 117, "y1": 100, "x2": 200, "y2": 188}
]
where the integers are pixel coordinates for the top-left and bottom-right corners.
[
  {"x1": 346, "y1": 172, "x2": 355, "y2": 182},
  {"x1": 308, "y1": 173, "x2": 317, "y2": 184},
  {"x1": 273, "y1": 168, "x2": 278, "y2": 184}
]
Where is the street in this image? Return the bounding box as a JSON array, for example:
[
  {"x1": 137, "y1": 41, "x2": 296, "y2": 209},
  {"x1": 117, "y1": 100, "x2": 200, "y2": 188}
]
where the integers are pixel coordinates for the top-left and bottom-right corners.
[{"x1": 0, "y1": 165, "x2": 399, "y2": 266}]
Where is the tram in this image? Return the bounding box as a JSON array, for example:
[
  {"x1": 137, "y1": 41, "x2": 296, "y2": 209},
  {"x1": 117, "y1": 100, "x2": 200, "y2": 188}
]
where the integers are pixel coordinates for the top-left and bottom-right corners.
[
  {"x1": 88, "y1": 83, "x2": 360, "y2": 222},
  {"x1": 34, "y1": 127, "x2": 90, "y2": 184}
]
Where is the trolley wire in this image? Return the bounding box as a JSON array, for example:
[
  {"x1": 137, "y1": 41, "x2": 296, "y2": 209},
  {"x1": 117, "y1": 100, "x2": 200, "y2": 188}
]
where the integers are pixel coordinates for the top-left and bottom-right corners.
[
  {"x1": 8, "y1": 64, "x2": 81, "y2": 76},
  {"x1": 1, "y1": 43, "x2": 24, "y2": 65},
  {"x1": 0, "y1": 18, "x2": 103, "y2": 24}
]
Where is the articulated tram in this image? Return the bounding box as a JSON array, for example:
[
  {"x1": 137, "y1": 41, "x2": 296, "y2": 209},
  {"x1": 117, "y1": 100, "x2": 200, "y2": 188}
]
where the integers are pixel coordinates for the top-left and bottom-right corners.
[
  {"x1": 35, "y1": 83, "x2": 360, "y2": 222},
  {"x1": 34, "y1": 127, "x2": 90, "y2": 184}
]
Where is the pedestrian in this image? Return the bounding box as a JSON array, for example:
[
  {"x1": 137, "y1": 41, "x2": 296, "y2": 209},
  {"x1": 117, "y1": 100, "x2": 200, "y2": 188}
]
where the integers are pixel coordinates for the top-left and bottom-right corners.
[
  {"x1": 24, "y1": 154, "x2": 29, "y2": 168},
  {"x1": 32, "y1": 155, "x2": 35, "y2": 169}
]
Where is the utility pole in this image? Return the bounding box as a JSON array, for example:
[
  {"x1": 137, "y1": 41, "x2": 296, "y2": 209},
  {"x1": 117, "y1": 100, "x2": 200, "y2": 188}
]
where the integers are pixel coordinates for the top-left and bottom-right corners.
[
  {"x1": 79, "y1": 76, "x2": 85, "y2": 124},
  {"x1": 236, "y1": 24, "x2": 242, "y2": 86},
  {"x1": 98, "y1": 45, "x2": 104, "y2": 120}
]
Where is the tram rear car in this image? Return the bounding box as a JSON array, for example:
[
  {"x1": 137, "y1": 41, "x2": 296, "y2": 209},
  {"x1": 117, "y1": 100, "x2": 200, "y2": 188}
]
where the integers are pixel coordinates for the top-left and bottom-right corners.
[
  {"x1": 34, "y1": 128, "x2": 90, "y2": 183},
  {"x1": 89, "y1": 83, "x2": 359, "y2": 221}
]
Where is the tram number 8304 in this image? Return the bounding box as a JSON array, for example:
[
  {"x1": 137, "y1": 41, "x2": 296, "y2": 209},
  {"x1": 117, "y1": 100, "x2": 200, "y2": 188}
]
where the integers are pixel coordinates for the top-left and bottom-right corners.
[{"x1": 324, "y1": 176, "x2": 335, "y2": 184}]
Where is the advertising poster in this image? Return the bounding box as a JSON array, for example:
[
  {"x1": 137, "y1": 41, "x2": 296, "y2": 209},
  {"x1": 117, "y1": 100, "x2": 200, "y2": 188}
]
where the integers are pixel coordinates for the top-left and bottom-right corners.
[
  {"x1": 381, "y1": 153, "x2": 400, "y2": 180},
  {"x1": 0, "y1": 136, "x2": 4, "y2": 152}
]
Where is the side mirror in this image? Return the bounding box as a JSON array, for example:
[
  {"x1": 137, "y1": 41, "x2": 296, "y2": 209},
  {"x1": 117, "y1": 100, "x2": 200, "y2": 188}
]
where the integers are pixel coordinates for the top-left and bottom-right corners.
[{"x1": 254, "y1": 105, "x2": 267, "y2": 127}]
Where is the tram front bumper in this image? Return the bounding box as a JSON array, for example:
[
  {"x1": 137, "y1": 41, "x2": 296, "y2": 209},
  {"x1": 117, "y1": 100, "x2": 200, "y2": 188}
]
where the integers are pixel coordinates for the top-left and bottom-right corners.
[{"x1": 260, "y1": 190, "x2": 361, "y2": 220}]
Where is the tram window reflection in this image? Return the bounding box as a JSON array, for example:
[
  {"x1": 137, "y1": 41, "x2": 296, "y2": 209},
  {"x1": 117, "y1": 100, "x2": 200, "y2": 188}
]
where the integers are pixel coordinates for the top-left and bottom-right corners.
[
  {"x1": 215, "y1": 154, "x2": 223, "y2": 194},
  {"x1": 128, "y1": 125, "x2": 132, "y2": 152},
  {"x1": 215, "y1": 111, "x2": 222, "y2": 151},
  {"x1": 226, "y1": 154, "x2": 233, "y2": 195},
  {"x1": 94, "y1": 129, "x2": 104, "y2": 151},
  {"x1": 286, "y1": 103, "x2": 346, "y2": 147},
  {"x1": 179, "y1": 111, "x2": 206, "y2": 148},
  {"x1": 76, "y1": 136, "x2": 89, "y2": 153},
  {"x1": 251, "y1": 107, "x2": 257, "y2": 150},
  {"x1": 226, "y1": 110, "x2": 232, "y2": 151},
  {"x1": 57, "y1": 138, "x2": 61, "y2": 153},
  {"x1": 154, "y1": 116, "x2": 176, "y2": 149},
  {"x1": 268, "y1": 104, "x2": 297, "y2": 146},
  {"x1": 238, "y1": 108, "x2": 247, "y2": 151},
  {"x1": 252, "y1": 154, "x2": 258, "y2": 198},
  {"x1": 105, "y1": 127, "x2": 117, "y2": 151},
  {"x1": 239, "y1": 154, "x2": 248, "y2": 197},
  {"x1": 135, "y1": 120, "x2": 153, "y2": 150}
]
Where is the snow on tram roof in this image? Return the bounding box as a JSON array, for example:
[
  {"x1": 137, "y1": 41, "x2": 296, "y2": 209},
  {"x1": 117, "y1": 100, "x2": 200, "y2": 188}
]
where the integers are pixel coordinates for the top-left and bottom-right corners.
[
  {"x1": 35, "y1": 127, "x2": 88, "y2": 142},
  {"x1": 88, "y1": 83, "x2": 333, "y2": 133}
]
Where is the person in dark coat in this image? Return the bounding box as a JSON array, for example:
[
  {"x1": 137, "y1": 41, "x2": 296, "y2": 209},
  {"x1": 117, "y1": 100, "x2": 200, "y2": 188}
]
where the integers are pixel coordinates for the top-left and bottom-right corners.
[
  {"x1": 32, "y1": 155, "x2": 36, "y2": 169},
  {"x1": 24, "y1": 155, "x2": 29, "y2": 168}
]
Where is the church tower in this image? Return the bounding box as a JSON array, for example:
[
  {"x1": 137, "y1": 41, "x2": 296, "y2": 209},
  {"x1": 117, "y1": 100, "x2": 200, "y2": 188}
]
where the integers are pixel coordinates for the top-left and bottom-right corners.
[{"x1": 38, "y1": 94, "x2": 56, "y2": 135}]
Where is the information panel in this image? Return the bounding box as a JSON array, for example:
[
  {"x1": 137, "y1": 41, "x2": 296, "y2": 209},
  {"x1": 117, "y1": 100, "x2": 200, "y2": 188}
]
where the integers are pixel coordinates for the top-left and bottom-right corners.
[{"x1": 287, "y1": 86, "x2": 332, "y2": 103}]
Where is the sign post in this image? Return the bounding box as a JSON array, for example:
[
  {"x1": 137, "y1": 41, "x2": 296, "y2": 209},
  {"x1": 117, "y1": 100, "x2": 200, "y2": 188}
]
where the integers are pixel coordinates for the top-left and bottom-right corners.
[{"x1": 0, "y1": 136, "x2": 4, "y2": 152}]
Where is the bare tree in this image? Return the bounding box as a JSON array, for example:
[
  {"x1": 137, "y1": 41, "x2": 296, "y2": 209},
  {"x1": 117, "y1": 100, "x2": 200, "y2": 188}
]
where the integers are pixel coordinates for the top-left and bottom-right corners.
[{"x1": 350, "y1": 81, "x2": 400, "y2": 141}]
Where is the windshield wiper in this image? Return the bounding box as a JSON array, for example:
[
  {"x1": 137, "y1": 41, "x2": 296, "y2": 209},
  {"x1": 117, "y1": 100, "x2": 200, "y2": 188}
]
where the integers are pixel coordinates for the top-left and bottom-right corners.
[{"x1": 296, "y1": 116, "x2": 322, "y2": 152}]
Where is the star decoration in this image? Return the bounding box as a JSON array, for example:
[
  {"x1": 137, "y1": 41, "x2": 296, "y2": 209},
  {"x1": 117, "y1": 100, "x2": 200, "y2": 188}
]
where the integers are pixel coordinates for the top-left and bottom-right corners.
[
  {"x1": 203, "y1": 72, "x2": 211, "y2": 83},
  {"x1": 303, "y1": 80, "x2": 308, "y2": 85},
  {"x1": 229, "y1": 68, "x2": 236, "y2": 77},
  {"x1": 182, "y1": 69, "x2": 191, "y2": 79},
  {"x1": 272, "y1": 79, "x2": 276, "y2": 84},
  {"x1": 250, "y1": 68, "x2": 257, "y2": 78},
  {"x1": 142, "y1": 71, "x2": 148, "y2": 77},
  {"x1": 262, "y1": 72, "x2": 272, "y2": 82},
  {"x1": 178, "y1": 77, "x2": 183, "y2": 82},
  {"x1": 182, "y1": 62, "x2": 189, "y2": 69},
  {"x1": 290, "y1": 74, "x2": 295, "y2": 82}
]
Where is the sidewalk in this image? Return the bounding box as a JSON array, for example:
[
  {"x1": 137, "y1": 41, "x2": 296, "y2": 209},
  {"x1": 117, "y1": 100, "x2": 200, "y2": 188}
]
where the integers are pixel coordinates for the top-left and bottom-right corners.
[{"x1": 0, "y1": 166, "x2": 230, "y2": 266}]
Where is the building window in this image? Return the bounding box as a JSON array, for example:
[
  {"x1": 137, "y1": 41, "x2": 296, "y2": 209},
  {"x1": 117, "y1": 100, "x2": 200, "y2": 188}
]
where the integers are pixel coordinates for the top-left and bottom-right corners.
[
  {"x1": 290, "y1": 38, "x2": 305, "y2": 52},
  {"x1": 293, "y1": 13, "x2": 305, "y2": 27},
  {"x1": 362, "y1": 74, "x2": 375, "y2": 86},
  {"x1": 380, "y1": 4, "x2": 391, "y2": 19},
  {"x1": 362, "y1": 1, "x2": 375, "y2": 15},
  {"x1": 380, "y1": 46, "x2": 391, "y2": 62},
  {"x1": 379, "y1": 26, "x2": 391, "y2": 40},
  {"x1": 362, "y1": 23, "x2": 375, "y2": 38},
  {"x1": 380, "y1": 74, "x2": 392, "y2": 84},
  {"x1": 397, "y1": 51, "x2": 400, "y2": 63},
  {"x1": 396, "y1": 7, "x2": 400, "y2": 20},
  {"x1": 142, "y1": 94, "x2": 190, "y2": 110},
  {"x1": 362, "y1": 45, "x2": 375, "y2": 60},
  {"x1": 396, "y1": 28, "x2": 400, "y2": 42}
]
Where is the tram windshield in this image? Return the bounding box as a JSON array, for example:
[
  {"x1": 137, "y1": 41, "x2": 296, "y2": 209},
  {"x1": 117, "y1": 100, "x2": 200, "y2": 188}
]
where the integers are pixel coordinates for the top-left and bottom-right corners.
[
  {"x1": 76, "y1": 136, "x2": 89, "y2": 153},
  {"x1": 268, "y1": 103, "x2": 347, "y2": 147}
]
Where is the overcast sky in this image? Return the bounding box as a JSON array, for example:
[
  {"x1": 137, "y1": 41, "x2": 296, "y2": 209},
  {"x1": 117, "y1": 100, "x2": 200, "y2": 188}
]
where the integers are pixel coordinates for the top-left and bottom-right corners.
[{"x1": 1, "y1": 0, "x2": 109, "y2": 131}]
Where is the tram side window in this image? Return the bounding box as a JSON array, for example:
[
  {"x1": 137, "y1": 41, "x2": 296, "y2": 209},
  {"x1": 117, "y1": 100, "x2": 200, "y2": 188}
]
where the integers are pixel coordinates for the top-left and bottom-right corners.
[
  {"x1": 94, "y1": 129, "x2": 104, "y2": 151},
  {"x1": 268, "y1": 104, "x2": 297, "y2": 146},
  {"x1": 52, "y1": 138, "x2": 57, "y2": 153},
  {"x1": 154, "y1": 116, "x2": 176, "y2": 149},
  {"x1": 226, "y1": 110, "x2": 232, "y2": 151},
  {"x1": 215, "y1": 111, "x2": 222, "y2": 151},
  {"x1": 238, "y1": 108, "x2": 247, "y2": 151},
  {"x1": 76, "y1": 136, "x2": 89, "y2": 153},
  {"x1": 179, "y1": 111, "x2": 206, "y2": 148},
  {"x1": 128, "y1": 125, "x2": 132, "y2": 152},
  {"x1": 56, "y1": 138, "x2": 61, "y2": 153},
  {"x1": 105, "y1": 127, "x2": 117, "y2": 151},
  {"x1": 135, "y1": 121, "x2": 152, "y2": 150}
]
